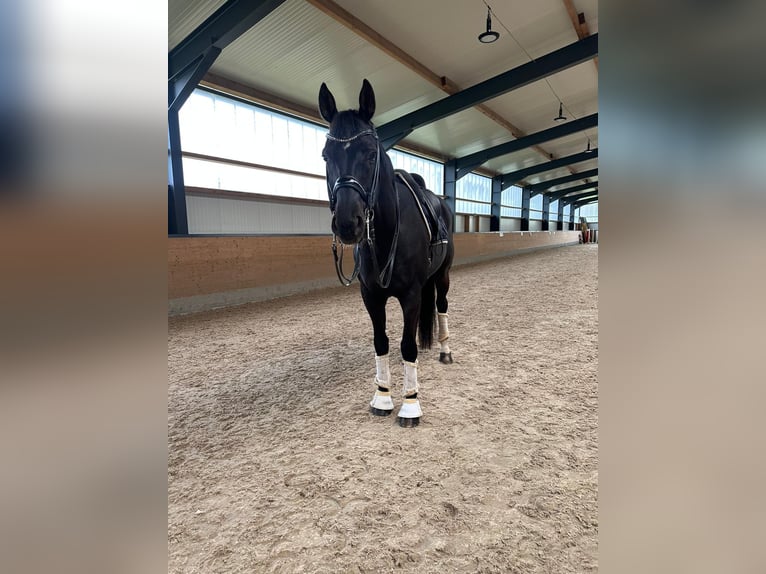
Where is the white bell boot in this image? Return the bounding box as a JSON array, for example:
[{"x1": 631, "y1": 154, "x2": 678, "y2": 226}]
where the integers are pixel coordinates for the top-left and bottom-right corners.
[
  {"x1": 437, "y1": 312, "x2": 453, "y2": 364},
  {"x1": 397, "y1": 360, "x2": 422, "y2": 427},
  {"x1": 369, "y1": 354, "x2": 394, "y2": 416}
]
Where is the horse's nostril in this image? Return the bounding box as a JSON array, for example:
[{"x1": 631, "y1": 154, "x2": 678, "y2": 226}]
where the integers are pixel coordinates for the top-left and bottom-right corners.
[{"x1": 356, "y1": 216, "x2": 364, "y2": 229}]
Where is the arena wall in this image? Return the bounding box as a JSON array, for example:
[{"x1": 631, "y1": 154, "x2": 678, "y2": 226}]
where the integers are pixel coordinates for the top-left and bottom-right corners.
[{"x1": 168, "y1": 231, "x2": 580, "y2": 315}]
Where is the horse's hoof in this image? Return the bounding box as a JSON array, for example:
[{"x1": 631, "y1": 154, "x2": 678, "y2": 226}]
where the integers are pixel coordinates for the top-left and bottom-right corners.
[
  {"x1": 439, "y1": 352, "x2": 453, "y2": 364},
  {"x1": 370, "y1": 406, "x2": 393, "y2": 416},
  {"x1": 398, "y1": 416, "x2": 420, "y2": 428}
]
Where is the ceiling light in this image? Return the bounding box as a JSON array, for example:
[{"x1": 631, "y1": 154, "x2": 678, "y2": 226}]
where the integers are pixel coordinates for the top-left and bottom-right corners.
[
  {"x1": 478, "y1": 7, "x2": 500, "y2": 43},
  {"x1": 585, "y1": 139, "x2": 593, "y2": 153},
  {"x1": 554, "y1": 102, "x2": 567, "y2": 121}
]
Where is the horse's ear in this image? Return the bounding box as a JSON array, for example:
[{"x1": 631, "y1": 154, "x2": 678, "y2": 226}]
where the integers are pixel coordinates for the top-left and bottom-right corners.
[
  {"x1": 318, "y1": 82, "x2": 337, "y2": 124},
  {"x1": 358, "y1": 79, "x2": 376, "y2": 122}
]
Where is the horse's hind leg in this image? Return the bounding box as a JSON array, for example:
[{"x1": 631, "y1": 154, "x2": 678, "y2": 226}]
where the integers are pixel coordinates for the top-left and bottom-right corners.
[
  {"x1": 361, "y1": 286, "x2": 393, "y2": 416},
  {"x1": 435, "y1": 264, "x2": 453, "y2": 364}
]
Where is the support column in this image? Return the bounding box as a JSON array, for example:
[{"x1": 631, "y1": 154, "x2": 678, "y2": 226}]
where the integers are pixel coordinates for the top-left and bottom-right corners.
[
  {"x1": 443, "y1": 160, "x2": 458, "y2": 231},
  {"x1": 569, "y1": 204, "x2": 576, "y2": 229},
  {"x1": 490, "y1": 175, "x2": 502, "y2": 232},
  {"x1": 541, "y1": 194, "x2": 550, "y2": 231},
  {"x1": 168, "y1": 46, "x2": 222, "y2": 236},
  {"x1": 168, "y1": 109, "x2": 188, "y2": 235},
  {"x1": 520, "y1": 187, "x2": 530, "y2": 231}
]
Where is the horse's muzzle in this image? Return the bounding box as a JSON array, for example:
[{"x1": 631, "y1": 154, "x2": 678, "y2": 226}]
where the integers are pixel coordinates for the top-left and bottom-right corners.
[{"x1": 333, "y1": 215, "x2": 364, "y2": 244}]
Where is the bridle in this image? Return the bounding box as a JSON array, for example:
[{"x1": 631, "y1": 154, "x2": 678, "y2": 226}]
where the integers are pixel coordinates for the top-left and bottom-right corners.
[
  {"x1": 326, "y1": 129, "x2": 379, "y2": 213},
  {"x1": 326, "y1": 127, "x2": 400, "y2": 288}
]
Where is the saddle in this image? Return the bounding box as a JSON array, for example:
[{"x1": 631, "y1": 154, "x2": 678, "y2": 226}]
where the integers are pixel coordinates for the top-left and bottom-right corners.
[{"x1": 394, "y1": 170, "x2": 449, "y2": 245}]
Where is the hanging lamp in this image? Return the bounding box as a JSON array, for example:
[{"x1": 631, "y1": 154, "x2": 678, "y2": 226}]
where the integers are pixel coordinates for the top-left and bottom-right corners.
[{"x1": 478, "y1": 7, "x2": 500, "y2": 43}]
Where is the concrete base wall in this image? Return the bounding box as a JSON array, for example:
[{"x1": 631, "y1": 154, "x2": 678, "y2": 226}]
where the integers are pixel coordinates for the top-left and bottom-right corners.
[
  {"x1": 169, "y1": 231, "x2": 580, "y2": 315},
  {"x1": 452, "y1": 230, "x2": 579, "y2": 266}
]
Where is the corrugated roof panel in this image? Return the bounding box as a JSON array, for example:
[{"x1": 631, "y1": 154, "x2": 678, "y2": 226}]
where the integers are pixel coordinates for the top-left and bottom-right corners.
[
  {"x1": 486, "y1": 148, "x2": 560, "y2": 179},
  {"x1": 332, "y1": 0, "x2": 578, "y2": 88},
  {"x1": 209, "y1": 0, "x2": 447, "y2": 120},
  {"x1": 392, "y1": 106, "x2": 511, "y2": 161},
  {"x1": 168, "y1": 0, "x2": 229, "y2": 51},
  {"x1": 481, "y1": 62, "x2": 598, "y2": 136},
  {"x1": 538, "y1": 131, "x2": 598, "y2": 160}
]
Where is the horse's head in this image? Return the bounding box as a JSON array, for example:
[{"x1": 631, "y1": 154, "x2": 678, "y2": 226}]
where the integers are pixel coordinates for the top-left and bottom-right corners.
[{"x1": 319, "y1": 79, "x2": 380, "y2": 245}]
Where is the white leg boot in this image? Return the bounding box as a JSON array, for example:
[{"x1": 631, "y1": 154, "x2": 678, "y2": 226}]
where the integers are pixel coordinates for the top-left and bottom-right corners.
[
  {"x1": 369, "y1": 354, "x2": 394, "y2": 416},
  {"x1": 397, "y1": 360, "x2": 422, "y2": 427},
  {"x1": 437, "y1": 313, "x2": 453, "y2": 364}
]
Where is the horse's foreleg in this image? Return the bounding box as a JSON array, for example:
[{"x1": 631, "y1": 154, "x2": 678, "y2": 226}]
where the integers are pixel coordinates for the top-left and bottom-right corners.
[
  {"x1": 435, "y1": 268, "x2": 453, "y2": 364},
  {"x1": 362, "y1": 287, "x2": 393, "y2": 416},
  {"x1": 397, "y1": 292, "x2": 422, "y2": 427}
]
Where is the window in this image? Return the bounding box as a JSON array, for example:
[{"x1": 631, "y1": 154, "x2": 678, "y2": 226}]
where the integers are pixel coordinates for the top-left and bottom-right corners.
[
  {"x1": 179, "y1": 88, "x2": 329, "y2": 201},
  {"x1": 501, "y1": 185, "x2": 522, "y2": 218},
  {"x1": 576, "y1": 202, "x2": 599, "y2": 222},
  {"x1": 389, "y1": 149, "x2": 444, "y2": 195},
  {"x1": 530, "y1": 194, "x2": 543, "y2": 220},
  {"x1": 178, "y1": 88, "x2": 445, "y2": 203},
  {"x1": 456, "y1": 172, "x2": 491, "y2": 215},
  {"x1": 549, "y1": 199, "x2": 559, "y2": 220}
]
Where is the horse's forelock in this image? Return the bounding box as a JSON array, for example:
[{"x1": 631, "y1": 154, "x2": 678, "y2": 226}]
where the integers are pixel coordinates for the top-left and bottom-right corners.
[{"x1": 329, "y1": 110, "x2": 372, "y2": 140}]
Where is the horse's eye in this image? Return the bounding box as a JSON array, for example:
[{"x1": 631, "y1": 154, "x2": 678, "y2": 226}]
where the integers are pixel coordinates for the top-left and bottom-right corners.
[{"x1": 367, "y1": 151, "x2": 376, "y2": 163}]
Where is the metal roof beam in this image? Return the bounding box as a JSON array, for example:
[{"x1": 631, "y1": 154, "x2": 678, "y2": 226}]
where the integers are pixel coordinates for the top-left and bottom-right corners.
[
  {"x1": 168, "y1": 0, "x2": 287, "y2": 81},
  {"x1": 377, "y1": 34, "x2": 598, "y2": 149},
  {"x1": 548, "y1": 182, "x2": 598, "y2": 201},
  {"x1": 169, "y1": 46, "x2": 221, "y2": 113},
  {"x1": 528, "y1": 168, "x2": 598, "y2": 195},
  {"x1": 502, "y1": 148, "x2": 597, "y2": 186},
  {"x1": 460, "y1": 114, "x2": 598, "y2": 180}
]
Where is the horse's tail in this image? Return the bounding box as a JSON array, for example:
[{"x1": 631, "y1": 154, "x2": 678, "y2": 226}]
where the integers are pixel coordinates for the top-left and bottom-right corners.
[{"x1": 418, "y1": 274, "x2": 437, "y2": 350}]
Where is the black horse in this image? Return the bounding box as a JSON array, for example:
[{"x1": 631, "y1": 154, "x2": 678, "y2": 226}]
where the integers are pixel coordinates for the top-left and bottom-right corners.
[{"x1": 319, "y1": 79, "x2": 455, "y2": 427}]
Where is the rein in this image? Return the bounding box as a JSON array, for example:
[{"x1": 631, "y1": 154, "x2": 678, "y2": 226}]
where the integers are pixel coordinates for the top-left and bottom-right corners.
[{"x1": 326, "y1": 128, "x2": 400, "y2": 288}]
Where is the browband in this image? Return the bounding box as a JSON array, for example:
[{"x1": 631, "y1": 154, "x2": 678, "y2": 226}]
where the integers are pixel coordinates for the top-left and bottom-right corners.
[{"x1": 325, "y1": 129, "x2": 377, "y2": 143}]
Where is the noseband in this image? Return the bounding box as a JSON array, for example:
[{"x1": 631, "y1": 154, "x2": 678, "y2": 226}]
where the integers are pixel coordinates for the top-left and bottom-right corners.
[{"x1": 325, "y1": 127, "x2": 399, "y2": 288}]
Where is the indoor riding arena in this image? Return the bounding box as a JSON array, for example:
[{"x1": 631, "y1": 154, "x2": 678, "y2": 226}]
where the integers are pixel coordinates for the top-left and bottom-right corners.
[{"x1": 169, "y1": 1, "x2": 599, "y2": 572}]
